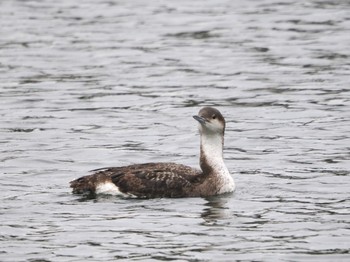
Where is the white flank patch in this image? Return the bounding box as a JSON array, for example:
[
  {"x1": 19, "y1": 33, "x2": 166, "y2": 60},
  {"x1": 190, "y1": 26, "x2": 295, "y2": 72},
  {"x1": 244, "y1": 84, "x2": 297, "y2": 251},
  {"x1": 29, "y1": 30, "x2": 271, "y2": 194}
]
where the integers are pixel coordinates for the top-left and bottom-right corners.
[{"x1": 95, "y1": 182, "x2": 130, "y2": 197}]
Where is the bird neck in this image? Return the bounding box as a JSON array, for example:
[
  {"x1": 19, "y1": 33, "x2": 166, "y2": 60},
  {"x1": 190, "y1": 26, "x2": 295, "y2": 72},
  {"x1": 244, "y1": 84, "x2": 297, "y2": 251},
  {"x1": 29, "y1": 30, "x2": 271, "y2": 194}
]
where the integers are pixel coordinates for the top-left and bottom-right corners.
[{"x1": 199, "y1": 132, "x2": 226, "y2": 175}]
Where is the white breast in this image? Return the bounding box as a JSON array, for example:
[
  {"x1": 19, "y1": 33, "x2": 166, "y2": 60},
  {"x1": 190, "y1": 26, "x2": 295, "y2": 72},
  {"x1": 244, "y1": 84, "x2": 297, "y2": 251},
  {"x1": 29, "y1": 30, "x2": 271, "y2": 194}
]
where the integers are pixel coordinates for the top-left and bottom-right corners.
[{"x1": 217, "y1": 172, "x2": 235, "y2": 194}]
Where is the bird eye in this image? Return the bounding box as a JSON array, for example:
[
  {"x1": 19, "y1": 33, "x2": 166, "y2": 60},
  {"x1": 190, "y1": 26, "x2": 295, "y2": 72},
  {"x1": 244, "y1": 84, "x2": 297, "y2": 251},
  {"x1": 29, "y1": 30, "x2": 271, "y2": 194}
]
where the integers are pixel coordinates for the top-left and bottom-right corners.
[{"x1": 212, "y1": 114, "x2": 216, "y2": 119}]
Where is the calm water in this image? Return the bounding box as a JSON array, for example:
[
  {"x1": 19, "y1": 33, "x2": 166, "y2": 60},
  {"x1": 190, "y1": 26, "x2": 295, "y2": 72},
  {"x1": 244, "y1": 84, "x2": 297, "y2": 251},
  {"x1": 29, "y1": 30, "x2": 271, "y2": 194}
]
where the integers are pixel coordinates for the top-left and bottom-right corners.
[{"x1": 1, "y1": 0, "x2": 349, "y2": 261}]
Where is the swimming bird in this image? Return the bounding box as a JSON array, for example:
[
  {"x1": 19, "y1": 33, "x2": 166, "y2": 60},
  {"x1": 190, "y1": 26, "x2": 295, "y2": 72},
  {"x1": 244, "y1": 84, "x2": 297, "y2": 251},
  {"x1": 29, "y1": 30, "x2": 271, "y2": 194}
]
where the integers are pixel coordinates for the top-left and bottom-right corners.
[{"x1": 70, "y1": 107, "x2": 235, "y2": 198}]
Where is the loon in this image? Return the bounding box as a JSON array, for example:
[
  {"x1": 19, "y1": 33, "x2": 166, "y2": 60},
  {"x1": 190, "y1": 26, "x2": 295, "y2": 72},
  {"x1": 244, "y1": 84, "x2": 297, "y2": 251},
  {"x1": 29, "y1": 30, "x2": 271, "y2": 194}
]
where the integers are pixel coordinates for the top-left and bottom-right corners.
[{"x1": 70, "y1": 107, "x2": 235, "y2": 198}]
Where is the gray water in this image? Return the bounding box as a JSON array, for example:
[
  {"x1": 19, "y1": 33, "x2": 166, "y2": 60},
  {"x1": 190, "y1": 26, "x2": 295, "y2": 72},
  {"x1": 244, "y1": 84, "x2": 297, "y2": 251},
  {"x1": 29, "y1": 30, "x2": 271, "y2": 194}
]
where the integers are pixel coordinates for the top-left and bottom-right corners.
[{"x1": 1, "y1": 0, "x2": 350, "y2": 261}]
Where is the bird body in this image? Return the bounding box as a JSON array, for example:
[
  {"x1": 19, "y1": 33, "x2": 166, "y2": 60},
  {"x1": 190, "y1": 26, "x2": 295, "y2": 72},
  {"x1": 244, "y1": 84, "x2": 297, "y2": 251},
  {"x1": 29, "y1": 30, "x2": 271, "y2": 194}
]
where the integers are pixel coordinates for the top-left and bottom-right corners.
[{"x1": 70, "y1": 107, "x2": 235, "y2": 198}]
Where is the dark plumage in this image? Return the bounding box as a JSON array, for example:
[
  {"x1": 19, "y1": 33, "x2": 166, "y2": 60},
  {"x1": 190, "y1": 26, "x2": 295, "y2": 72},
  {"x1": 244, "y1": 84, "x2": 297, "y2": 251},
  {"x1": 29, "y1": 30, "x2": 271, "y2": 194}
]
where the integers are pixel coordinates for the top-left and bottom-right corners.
[{"x1": 71, "y1": 163, "x2": 203, "y2": 198}]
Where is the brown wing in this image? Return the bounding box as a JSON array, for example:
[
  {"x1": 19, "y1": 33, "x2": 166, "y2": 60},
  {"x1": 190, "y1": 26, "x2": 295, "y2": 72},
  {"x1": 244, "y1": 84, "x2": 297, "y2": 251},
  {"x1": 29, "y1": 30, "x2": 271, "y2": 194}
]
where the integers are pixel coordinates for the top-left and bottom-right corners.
[
  {"x1": 70, "y1": 162, "x2": 201, "y2": 198},
  {"x1": 110, "y1": 163, "x2": 201, "y2": 198}
]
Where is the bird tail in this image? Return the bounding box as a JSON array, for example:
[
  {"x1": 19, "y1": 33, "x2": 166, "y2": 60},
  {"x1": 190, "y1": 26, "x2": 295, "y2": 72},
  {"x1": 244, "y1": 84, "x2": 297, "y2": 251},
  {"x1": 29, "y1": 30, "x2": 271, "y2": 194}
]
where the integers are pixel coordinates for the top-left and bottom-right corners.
[{"x1": 70, "y1": 172, "x2": 110, "y2": 195}]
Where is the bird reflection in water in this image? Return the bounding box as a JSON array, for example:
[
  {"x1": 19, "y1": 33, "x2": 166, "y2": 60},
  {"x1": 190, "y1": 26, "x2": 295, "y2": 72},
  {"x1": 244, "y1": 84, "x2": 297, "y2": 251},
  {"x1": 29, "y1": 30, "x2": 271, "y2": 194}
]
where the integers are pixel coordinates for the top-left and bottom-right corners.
[{"x1": 201, "y1": 194, "x2": 235, "y2": 224}]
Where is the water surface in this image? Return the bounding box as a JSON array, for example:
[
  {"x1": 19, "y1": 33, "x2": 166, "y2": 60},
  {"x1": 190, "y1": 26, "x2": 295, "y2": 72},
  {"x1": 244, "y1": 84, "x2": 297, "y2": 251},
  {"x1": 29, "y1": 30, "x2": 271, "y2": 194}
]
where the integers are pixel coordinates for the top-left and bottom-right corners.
[{"x1": 1, "y1": 0, "x2": 349, "y2": 261}]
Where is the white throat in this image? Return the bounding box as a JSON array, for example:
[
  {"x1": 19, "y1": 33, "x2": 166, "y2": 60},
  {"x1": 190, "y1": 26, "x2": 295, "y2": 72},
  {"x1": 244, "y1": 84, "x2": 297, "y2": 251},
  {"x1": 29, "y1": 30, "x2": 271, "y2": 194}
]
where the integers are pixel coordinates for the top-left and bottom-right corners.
[
  {"x1": 200, "y1": 132, "x2": 224, "y2": 166},
  {"x1": 199, "y1": 130, "x2": 235, "y2": 194}
]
